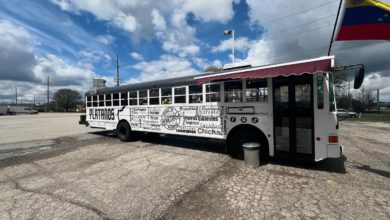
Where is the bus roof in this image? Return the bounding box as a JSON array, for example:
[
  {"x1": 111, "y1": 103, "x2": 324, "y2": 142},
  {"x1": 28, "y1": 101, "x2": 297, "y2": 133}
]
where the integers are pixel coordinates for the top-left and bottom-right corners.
[{"x1": 86, "y1": 56, "x2": 334, "y2": 96}]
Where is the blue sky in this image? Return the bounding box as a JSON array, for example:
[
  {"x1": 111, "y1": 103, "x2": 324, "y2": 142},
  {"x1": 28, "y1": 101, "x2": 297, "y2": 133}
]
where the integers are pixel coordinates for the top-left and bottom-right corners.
[{"x1": 1, "y1": 0, "x2": 390, "y2": 103}]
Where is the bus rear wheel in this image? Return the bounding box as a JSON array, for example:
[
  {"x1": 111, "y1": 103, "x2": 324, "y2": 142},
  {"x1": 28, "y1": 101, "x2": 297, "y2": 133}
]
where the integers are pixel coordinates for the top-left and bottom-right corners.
[
  {"x1": 227, "y1": 128, "x2": 265, "y2": 160},
  {"x1": 116, "y1": 121, "x2": 132, "y2": 141}
]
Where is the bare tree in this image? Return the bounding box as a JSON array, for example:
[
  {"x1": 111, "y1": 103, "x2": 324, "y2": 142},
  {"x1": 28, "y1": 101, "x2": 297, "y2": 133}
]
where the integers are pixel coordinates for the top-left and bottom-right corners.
[
  {"x1": 334, "y1": 70, "x2": 350, "y2": 109},
  {"x1": 355, "y1": 87, "x2": 376, "y2": 111}
]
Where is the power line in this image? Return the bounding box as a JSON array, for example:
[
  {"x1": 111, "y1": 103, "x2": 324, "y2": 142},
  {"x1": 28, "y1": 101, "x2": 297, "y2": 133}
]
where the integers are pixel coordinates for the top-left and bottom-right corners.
[
  {"x1": 263, "y1": 24, "x2": 332, "y2": 42},
  {"x1": 265, "y1": 13, "x2": 336, "y2": 36},
  {"x1": 251, "y1": 41, "x2": 389, "y2": 66},
  {"x1": 260, "y1": 0, "x2": 339, "y2": 25}
]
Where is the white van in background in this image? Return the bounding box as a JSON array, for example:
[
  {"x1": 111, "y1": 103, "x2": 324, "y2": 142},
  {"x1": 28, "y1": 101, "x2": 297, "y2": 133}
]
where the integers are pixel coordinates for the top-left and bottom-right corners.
[
  {"x1": 0, "y1": 106, "x2": 9, "y2": 115},
  {"x1": 8, "y1": 106, "x2": 38, "y2": 115}
]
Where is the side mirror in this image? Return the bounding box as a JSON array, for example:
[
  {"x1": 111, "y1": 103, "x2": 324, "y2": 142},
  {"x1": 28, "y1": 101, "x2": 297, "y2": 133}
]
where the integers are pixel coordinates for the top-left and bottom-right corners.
[{"x1": 353, "y1": 66, "x2": 365, "y2": 89}]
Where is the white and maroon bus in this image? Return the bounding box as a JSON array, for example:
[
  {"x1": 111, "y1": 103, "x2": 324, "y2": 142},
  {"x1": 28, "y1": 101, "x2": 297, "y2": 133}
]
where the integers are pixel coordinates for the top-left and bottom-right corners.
[{"x1": 84, "y1": 56, "x2": 364, "y2": 161}]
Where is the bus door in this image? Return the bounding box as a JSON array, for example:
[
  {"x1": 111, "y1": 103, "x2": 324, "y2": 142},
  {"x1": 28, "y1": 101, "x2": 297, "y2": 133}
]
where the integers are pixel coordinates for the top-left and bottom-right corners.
[{"x1": 273, "y1": 74, "x2": 314, "y2": 159}]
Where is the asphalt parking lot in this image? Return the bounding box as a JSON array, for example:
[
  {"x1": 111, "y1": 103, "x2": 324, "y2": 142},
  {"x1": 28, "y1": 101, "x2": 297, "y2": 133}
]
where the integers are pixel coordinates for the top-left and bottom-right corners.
[
  {"x1": 0, "y1": 114, "x2": 389, "y2": 219},
  {"x1": 0, "y1": 113, "x2": 91, "y2": 145}
]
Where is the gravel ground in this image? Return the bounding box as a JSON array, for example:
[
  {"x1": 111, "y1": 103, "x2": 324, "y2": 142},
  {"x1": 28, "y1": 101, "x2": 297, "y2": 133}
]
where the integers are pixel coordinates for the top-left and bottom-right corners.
[{"x1": 0, "y1": 121, "x2": 389, "y2": 219}]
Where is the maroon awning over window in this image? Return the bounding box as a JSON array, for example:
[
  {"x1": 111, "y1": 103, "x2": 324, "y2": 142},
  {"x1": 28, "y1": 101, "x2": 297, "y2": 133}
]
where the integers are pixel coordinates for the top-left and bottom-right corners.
[{"x1": 195, "y1": 56, "x2": 333, "y2": 84}]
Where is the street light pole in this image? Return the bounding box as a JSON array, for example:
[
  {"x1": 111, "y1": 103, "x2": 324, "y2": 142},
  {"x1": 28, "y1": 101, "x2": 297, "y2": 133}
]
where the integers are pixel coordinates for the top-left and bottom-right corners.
[
  {"x1": 224, "y1": 29, "x2": 235, "y2": 63},
  {"x1": 232, "y1": 29, "x2": 235, "y2": 63}
]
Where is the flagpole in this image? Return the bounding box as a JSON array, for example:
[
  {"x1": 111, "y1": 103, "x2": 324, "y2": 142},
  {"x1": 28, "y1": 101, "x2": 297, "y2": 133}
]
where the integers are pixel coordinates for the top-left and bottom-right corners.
[{"x1": 327, "y1": 0, "x2": 344, "y2": 56}]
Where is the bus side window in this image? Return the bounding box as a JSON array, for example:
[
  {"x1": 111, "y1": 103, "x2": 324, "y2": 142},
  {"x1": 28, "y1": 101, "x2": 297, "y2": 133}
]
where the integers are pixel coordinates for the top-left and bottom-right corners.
[
  {"x1": 129, "y1": 91, "x2": 137, "y2": 105},
  {"x1": 113, "y1": 93, "x2": 120, "y2": 106},
  {"x1": 317, "y1": 76, "x2": 324, "y2": 109},
  {"x1": 149, "y1": 89, "x2": 159, "y2": 105},
  {"x1": 246, "y1": 79, "x2": 268, "y2": 102},
  {"x1": 86, "y1": 96, "x2": 92, "y2": 107},
  {"x1": 174, "y1": 87, "x2": 186, "y2": 104},
  {"x1": 189, "y1": 85, "x2": 203, "y2": 103},
  {"x1": 105, "y1": 94, "x2": 112, "y2": 106},
  {"x1": 206, "y1": 83, "x2": 221, "y2": 102},
  {"x1": 139, "y1": 90, "x2": 148, "y2": 105},
  {"x1": 224, "y1": 80, "x2": 242, "y2": 102},
  {"x1": 121, "y1": 92, "x2": 128, "y2": 106},
  {"x1": 98, "y1": 95, "x2": 105, "y2": 107},
  {"x1": 92, "y1": 96, "x2": 98, "y2": 107},
  {"x1": 161, "y1": 88, "x2": 172, "y2": 105}
]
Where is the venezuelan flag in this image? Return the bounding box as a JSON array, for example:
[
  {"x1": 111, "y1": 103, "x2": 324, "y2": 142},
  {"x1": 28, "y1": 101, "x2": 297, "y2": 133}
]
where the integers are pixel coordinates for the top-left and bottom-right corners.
[{"x1": 336, "y1": 0, "x2": 390, "y2": 41}]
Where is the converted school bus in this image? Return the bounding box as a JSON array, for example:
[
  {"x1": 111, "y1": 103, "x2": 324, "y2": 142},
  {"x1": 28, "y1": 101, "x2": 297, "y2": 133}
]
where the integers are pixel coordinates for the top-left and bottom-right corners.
[{"x1": 84, "y1": 56, "x2": 363, "y2": 161}]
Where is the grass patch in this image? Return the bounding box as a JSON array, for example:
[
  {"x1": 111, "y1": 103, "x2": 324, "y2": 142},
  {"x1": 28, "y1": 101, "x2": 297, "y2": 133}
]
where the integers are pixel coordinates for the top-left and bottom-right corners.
[{"x1": 346, "y1": 112, "x2": 390, "y2": 124}]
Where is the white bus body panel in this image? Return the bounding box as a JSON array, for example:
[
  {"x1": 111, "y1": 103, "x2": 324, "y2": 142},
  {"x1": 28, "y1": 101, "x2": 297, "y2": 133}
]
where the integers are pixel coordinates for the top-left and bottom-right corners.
[
  {"x1": 313, "y1": 73, "x2": 340, "y2": 161},
  {"x1": 87, "y1": 102, "x2": 273, "y2": 147}
]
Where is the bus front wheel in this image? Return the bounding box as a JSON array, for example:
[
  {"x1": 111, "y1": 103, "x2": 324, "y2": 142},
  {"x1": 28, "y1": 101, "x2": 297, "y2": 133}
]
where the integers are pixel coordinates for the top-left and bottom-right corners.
[{"x1": 116, "y1": 121, "x2": 132, "y2": 141}]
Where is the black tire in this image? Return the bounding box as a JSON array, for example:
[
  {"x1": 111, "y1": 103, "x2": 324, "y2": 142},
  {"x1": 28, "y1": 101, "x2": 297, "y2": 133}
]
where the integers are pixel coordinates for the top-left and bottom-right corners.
[{"x1": 116, "y1": 121, "x2": 132, "y2": 141}]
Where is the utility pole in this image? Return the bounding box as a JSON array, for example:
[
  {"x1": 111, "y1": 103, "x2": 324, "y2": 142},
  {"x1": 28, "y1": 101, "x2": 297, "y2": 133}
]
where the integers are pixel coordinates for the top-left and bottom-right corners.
[
  {"x1": 47, "y1": 76, "x2": 50, "y2": 111},
  {"x1": 15, "y1": 86, "x2": 18, "y2": 105},
  {"x1": 115, "y1": 54, "x2": 120, "y2": 87},
  {"x1": 33, "y1": 94, "x2": 35, "y2": 108},
  {"x1": 377, "y1": 89, "x2": 380, "y2": 113}
]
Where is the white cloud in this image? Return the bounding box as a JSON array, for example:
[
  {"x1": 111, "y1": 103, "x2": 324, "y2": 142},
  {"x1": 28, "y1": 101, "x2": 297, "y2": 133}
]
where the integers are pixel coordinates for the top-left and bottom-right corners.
[
  {"x1": 0, "y1": 53, "x2": 100, "y2": 104},
  {"x1": 151, "y1": 9, "x2": 166, "y2": 31},
  {"x1": 34, "y1": 54, "x2": 95, "y2": 87},
  {"x1": 213, "y1": 59, "x2": 222, "y2": 68},
  {"x1": 129, "y1": 55, "x2": 199, "y2": 83},
  {"x1": 244, "y1": 0, "x2": 390, "y2": 83},
  {"x1": 192, "y1": 58, "x2": 209, "y2": 70},
  {"x1": 113, "y1": 12, "x2": 138, "y2": 32},
  {"x1": 50, "y1": 0, "x2": 238, "y2": 58},
  {"x1": 50, "y1": 0, "x2": 73, "y2": 11},
  {"x1": 212, "y1": 37, "x2": 255, "y2": 53},
  {"x1": 182, "y1": 0, "x2": 237, "y2": 23},
  {"x1": 0, "y1": 20, "x2": 103, "y2": 103},
  {"x1": 78, "y1": 50, "x2": 112, "y2": 64},
  {"x1": 350, "y1": 73, "x2": 390, "y2": 101},
  {"x1": 244, "y1": 0, "x2": 338, "y2": 66},
  {"x1": 96, "y1": 35, "x2": 115, "y2": 45},
  {"x1": 130, "y1": 52, "x2": 144, "y2": 61},
  {"x1": 0, "y1": 20, "x2": 38, "y2": 82},
  {"x1": 1, "y1": 1, "x2": 109, "y2": 57},
  {"x1": 158, "y1": 10, "x2": 200, "y2": 57}
]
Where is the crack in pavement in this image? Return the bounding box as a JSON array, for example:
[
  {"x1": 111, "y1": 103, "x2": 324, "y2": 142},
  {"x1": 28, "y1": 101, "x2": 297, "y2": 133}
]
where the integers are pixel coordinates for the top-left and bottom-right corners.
[
  {"x1": 157, "y1": 158, "x2": 232, "y2": 220},
  {"x1": 12, "y1": 180, "x2": 111, "y2": 220}
]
